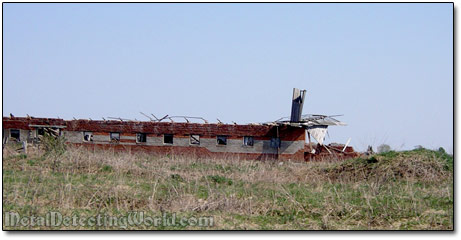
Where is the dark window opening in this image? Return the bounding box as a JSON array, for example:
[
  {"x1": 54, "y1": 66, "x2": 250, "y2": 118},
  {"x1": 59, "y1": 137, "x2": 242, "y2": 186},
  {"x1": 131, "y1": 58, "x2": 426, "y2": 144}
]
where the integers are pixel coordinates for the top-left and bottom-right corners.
[
  {"x1": 190, "y1": 134, "x2": 200, "y2": 145},
  {"x1": 10, "y1": 129, "x2": 20, "y2": 141},
  {"x1": 243, "y1": 136, "x2": 254, "y2": 146},
  {"x1": 270, "y1": 137, "x2": 281, "y2": 148},
  {"x1": 37, "y1": 128, "x2": 45, "y2": 136},
  {"x1": 137, "y1": 133, "x2": 147, "y2": 143},
  {"x1": 83, "y1": 132, "x2": 93, "y2": 142},
  {"x1": 217, "y1": 135, "x2": 227, "y2": 145},
  {"x1": 110, "y1": 132, "x2": 120, "y2": 142},
  {"x1": 164, "y1": 134, "x2": 173, "y2": 144}
]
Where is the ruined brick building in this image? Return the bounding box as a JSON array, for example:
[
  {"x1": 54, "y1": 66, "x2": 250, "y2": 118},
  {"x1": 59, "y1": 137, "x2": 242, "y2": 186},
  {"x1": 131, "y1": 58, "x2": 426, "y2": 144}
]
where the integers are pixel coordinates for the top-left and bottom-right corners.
[{"x1": 2, "y1": 89, "x2": 357, "y2": 161}]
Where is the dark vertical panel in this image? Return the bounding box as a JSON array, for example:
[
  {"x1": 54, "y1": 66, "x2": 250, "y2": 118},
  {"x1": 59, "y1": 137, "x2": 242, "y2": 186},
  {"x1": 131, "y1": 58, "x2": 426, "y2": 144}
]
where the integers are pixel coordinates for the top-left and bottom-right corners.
[{"x1": 290, "y1": 88, "x2": 306, "y2": 122}]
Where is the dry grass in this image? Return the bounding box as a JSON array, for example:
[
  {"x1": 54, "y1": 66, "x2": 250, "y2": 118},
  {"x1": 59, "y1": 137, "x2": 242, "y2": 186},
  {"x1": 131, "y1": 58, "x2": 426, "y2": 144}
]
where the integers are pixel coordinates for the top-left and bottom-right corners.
[{"x1": 2, "y1": 144, "x2": 453, "y2": 230}]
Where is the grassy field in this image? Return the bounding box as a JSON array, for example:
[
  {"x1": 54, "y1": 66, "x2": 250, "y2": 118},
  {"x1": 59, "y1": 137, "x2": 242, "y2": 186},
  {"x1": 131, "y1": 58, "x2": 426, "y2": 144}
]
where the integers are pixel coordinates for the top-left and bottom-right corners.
[{"x1": 2, "y1": 140, "x2": 453, "y2": 230}]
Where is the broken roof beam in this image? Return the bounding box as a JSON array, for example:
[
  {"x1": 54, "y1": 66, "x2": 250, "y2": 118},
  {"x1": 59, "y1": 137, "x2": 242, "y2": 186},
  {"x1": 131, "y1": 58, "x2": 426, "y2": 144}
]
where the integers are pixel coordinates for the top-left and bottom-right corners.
[
  {"x1": 29, "y1": 124, "x2": 66, "y2": 129},
  {"x1": 158, "y1": 115, "x2": 169, "y2": 122},
  {"x1": 167, "y1": 116, "x2": 209, "y2": 124},
  {"x1": 107, "y1": 117, "x2": 135, "y2": 122},
  {"x1": 150, "y1": 114, "x2": 160, "y2": 121},
  {"x1": 140, "y1": 112, "x2": 154, "y2": 121}
]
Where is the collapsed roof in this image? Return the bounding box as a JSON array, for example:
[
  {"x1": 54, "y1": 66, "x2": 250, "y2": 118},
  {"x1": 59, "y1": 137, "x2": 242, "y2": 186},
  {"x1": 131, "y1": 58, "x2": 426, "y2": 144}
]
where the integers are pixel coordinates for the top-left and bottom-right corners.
[
  {"x1": 264, "y1": 114, "x2": 346, "y2": 127},
  {"x1": 263, "y1": 88, "x2": 347, "y2": 145}
]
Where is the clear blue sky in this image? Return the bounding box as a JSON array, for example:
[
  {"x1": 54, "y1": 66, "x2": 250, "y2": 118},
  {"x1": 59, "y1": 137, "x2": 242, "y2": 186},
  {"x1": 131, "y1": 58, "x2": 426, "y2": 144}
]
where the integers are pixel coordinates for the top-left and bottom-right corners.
[{"x1": 2, "y1": 3, "x2": 453, "y2": 152}]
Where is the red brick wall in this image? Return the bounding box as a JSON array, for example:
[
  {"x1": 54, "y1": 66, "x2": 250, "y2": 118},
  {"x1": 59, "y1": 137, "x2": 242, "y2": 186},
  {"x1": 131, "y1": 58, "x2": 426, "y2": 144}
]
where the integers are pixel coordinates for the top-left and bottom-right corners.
[{"x1": 3, "y1": 117, "x2": 307, "y2": 161}]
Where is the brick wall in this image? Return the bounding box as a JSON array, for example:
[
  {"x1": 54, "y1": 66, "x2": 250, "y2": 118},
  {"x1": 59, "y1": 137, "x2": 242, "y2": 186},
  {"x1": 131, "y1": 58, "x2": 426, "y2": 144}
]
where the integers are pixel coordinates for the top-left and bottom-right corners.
[{"x1": 3, "y1": 117, "x2": 307, "y2": 161}]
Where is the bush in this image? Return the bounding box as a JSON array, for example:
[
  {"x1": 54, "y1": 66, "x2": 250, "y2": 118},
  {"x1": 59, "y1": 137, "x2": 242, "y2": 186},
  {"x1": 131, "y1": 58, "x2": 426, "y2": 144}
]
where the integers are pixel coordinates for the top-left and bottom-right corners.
[
  {"x1": 438, "y1": 147, "x2": 446, "y2": 154},
  {"x1": 42, "y1": 133, "x2": 67, "y2": 156},
  {"x1": 377, "y1": 144, "x2": 391, "y2": 153}
]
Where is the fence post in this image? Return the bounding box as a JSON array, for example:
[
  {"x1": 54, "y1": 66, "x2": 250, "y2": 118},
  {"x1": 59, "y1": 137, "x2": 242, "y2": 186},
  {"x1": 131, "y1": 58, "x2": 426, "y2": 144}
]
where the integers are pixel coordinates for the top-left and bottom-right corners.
[{"x1": 22, "y1": 141, "x2": 27, "y2": 154}]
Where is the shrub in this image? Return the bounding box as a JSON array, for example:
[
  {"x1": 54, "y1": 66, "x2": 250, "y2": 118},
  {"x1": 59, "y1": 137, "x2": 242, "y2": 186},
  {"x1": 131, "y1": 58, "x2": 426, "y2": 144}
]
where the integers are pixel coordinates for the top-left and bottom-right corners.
[
  {"x1": 438, "y1": 147, "x2": 446, "y2": 154},
  {"x1": 41, "y1": 133, "x2": 67, "y2": 156},
  {"x1": 377, "y1": 144, "x2": 391, "y2": 153}
]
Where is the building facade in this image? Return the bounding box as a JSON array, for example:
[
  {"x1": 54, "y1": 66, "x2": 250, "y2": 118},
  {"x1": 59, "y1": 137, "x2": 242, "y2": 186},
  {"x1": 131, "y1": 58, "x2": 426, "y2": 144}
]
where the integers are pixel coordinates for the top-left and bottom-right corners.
[{"x1": 2, "y1": 116, "x2": 307, "y2": 161}]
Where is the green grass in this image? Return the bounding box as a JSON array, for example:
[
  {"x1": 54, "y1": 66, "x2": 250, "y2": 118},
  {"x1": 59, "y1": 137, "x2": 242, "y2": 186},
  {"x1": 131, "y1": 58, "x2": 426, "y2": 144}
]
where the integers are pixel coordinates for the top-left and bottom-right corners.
[{"x1": 2, "y1": 146, "x2": 453, "y2": 230}]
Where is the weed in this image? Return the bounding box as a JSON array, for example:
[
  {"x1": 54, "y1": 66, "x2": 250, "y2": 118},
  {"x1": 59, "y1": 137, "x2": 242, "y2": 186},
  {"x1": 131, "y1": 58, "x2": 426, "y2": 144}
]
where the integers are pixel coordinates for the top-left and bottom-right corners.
[
  {"x1": 101, "y1": 165, "x2": 113, "y2": 172},
  {"x1": 170, "y1": 173, "x2": 184, "y2": 182},
  {"x1": 2, "y1": 145, "x2": 453, "y2": 230},
  {"x1": 206, "y1": 175, "x2": 233, "y2": 185}
]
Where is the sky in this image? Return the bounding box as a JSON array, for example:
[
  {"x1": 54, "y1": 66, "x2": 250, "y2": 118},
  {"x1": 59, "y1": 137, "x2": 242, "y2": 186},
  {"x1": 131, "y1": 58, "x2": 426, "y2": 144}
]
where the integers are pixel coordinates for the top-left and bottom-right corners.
[{"x1": 2, "y1": 3, "x2": 453, "y2": 152}]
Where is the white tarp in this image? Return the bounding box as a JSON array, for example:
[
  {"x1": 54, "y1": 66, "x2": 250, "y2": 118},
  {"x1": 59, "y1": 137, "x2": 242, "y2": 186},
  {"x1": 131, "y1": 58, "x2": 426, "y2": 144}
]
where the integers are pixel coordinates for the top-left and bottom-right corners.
[{"x1": 307, "y1": 126, "x2": 328, "y2": 145}]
